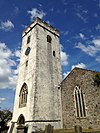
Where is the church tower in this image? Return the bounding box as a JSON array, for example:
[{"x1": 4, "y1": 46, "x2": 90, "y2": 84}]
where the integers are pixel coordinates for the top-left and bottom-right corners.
[{"x1": 9, "y1": 18, "x2": 62, "y2": 133}]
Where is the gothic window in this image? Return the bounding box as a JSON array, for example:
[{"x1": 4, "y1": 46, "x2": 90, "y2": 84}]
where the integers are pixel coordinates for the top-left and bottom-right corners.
[
  {"x1": 74, "y1": 86, "x2": 86, "y2": 118},
  {"x1": 19, "y1": 83, "x2": 28, "y2": 108},
  {"x1": 47, "y1": 35, "x2": 52, "y2": 43},
  {"x1": 27, "y1": 36, "x2": 31, "y2": 44},
  {"x1": 17, "y1": 114, "x2": 25, "y2": 125}
]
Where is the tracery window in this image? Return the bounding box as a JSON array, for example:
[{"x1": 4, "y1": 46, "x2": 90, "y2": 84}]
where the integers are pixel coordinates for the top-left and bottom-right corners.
[
  {"x1": 74, "y1": 86, "x2": 86, "y2": 118},
  {"x1": 19, "y1": 83, "x2": 28, "y2": 108},
  {"x1": 47, "y1": 35, "x2": 52, "y2": 43}
]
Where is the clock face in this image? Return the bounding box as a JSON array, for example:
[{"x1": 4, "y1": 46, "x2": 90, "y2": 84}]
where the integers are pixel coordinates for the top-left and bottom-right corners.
[{"x1": 25, "y1": 47, "x2": 31, "y2": 55}]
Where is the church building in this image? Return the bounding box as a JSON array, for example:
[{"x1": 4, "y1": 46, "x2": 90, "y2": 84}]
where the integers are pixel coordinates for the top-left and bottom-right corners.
[
  {"x1": 61, "y1": 67, "x2": 100, "y2": 130},
  {"x1": 8, "y1": 18, "x2": 100, "y2": 133}
]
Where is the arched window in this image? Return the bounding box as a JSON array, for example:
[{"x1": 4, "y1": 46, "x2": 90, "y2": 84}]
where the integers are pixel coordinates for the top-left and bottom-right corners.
[
  {"x1": 19, "y1": 83, "x2": 28, "y2": 107},
  {"x1": 17, "y1": 114, "x2": 25, "y2": 125},
  {"x1": 47, "y1": 35, "x2": 52, "y2": 43},
  {"x1": 74, "y1": 86, "x2": 86, "y2": 118}
]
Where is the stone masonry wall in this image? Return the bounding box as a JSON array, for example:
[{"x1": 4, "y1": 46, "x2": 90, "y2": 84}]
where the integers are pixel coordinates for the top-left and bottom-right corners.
[{"x1": 61, "y1": 67, "x2": 100, "y2": 130}]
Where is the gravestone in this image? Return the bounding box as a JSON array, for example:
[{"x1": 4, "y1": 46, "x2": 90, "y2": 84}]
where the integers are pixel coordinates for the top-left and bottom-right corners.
[
  {"x1": 75, "y1": 125, "x2": 82, "y2": 133},
  {"x1": 45, "y1": 124, "x2": 53, "y2": 133}
]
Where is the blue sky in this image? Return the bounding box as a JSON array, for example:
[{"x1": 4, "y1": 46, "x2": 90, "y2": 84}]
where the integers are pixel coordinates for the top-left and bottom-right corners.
[{"x1": 0, "y1": 0, "x2": 100, "y2": 110}]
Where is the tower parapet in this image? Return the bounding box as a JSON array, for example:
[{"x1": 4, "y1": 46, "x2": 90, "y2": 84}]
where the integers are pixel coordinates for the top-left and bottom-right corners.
[{"x1": 22, "y1": 17, "x2": 60, "y2": 37}]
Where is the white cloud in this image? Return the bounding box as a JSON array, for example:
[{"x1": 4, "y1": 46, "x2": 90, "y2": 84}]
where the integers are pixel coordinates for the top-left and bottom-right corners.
[
  {"x1": 14, "y1": 6, "x2": 19, "y2": 14},
  {"x1": 96, "y1": 24, "x2": 100, "y2": 30},
  {"x1": 63, "y1": 72, "x2": 70, "y2": 78},
  {"x1": 0, "y1": 42, "x2": 20, "y2": 89},
  {"x1": 94, "y1": 13, "x2": 98, "y2": 18},
  {"x1": 74, "y1": 5, "x2": 88, "y2": 23},
  {"x1": 14, "y1": 50, "x2": 21, "y2": 58},
  {"x1": 46, "y1": 20, "x2": 51, "y2": 25},
  {"x1": 0, "y1": 98, "x2": 6, "y2": 104},
  {"x1": 27, "y1": 8, "x2": 46, "y2": 21},
  {"x1": 76, "y1": 13, "x2": 88, "y2": 23},
  {"x1": 93, "y1": 39, "x2": 100, "y2": 48},
  {"x1": 71, "y1": 63, "x2": 86, "y2": 70},
  {"x1": 13, "y1": 69, "x2": 18, "y2": 75},
  {"x1": 0, "y1": 20, "x2": 14, "y2": 32},
  {"x1": 63, "y1": 63, "x2": 86, "y2": 79},
  {"x1": 21, "y1": 24, "x2": 27, "y2": 29},
  {"x1": 96, "y1": 56, "x2": 100, "y2": 63},
  {"x1": 76, "y1": 42, "x2": 97, "y2": 56},
  {"x1": 64, "y1": 31, "x2": 69, "y2": 36},
  {"x1": 75, "y1": 38, "x2": 100, "y2": 62},
  {"x1": 50, "y1": 8, "x2": 54, "y2": 12},
  {"x1": 79, "y1": 33, "x2": 85, "y2": 39},
  {"x1": 61, "y1": 51, "x2": 69, "y2": 66},
  {"x1": 60, "y1": 44, "x2": 69, "y2": 66}
]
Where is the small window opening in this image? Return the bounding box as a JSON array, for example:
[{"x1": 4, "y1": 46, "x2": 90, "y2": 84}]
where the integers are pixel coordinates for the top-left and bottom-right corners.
[
  {"x1": 47, "y1": 35, "x2": 52, "y2": 43},
  {"x1": 27, "y1": 36, "x2": 31, "y2": 44},
  {"x1": 53, "y1": 51, "x2": 56, "y2": 57},
  {"x1": 25, "y1": 47, "x2": 31, "y2": 56},
  {"x1": 26, "y1": 60, "x2": 28, "y2": 67}
]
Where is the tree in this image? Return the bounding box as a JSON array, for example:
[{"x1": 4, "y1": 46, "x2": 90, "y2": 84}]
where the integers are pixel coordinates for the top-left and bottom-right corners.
[
  {"x1": 93, "y1": 74, "x2": 100, "y2": 87},
  {"x1": 0, "y1": 109, "x2": 12, "y2": 131}
]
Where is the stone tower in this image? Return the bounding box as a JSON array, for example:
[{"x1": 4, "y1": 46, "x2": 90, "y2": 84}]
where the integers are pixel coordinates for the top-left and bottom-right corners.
[{"x1": 8, "y1": 18, "x2": 62, "y2": 133}]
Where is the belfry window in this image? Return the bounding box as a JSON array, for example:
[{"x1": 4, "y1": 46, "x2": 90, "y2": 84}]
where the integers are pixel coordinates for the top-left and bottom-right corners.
[
  {"x1": 27, "y1": 36, "x2": 31, "y2": 44},
  {"x1": 47, "y1": 35, "x2": 52, "y2": 43},
  {"x1": 19, "y1": 83, "x2": 28, "y2": 108},
  {"x1": 74, "y1": 86, "x2": 86, "y2": 118}
]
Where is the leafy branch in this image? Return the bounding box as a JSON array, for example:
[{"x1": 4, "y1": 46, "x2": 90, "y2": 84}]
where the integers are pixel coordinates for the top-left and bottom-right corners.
[{"x1": 93, "y1": 73, "x2": 100, "y2": 87}]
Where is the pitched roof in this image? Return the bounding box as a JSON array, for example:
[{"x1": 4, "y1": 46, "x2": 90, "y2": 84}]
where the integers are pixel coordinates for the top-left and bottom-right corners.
[{"x1": 61, "y1": 67, "x2": 100, "y2": 84}]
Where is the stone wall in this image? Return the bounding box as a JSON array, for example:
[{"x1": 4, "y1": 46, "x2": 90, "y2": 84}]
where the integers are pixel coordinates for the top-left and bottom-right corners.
[{"x1": 61, "y1": 67, "x2": 100, "y2": 129}]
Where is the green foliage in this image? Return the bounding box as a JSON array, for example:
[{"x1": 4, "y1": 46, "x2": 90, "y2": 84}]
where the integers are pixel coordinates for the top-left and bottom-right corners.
[
  {"x1": 93, "y1": 74, "x2": 100, "y2": 87},
  {"x1": 0, "y1": 109, "x2": 12, "y2": 131}
]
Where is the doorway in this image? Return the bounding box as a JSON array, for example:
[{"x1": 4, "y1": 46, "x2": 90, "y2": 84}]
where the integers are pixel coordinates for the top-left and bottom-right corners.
[{"x1": 17, "y1": 114, "x2": 28, "y2": 133}]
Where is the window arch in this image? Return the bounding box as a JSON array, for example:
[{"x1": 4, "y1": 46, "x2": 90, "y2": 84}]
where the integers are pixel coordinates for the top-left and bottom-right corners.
[
  {"x1": 74, "y1": 86, "x2": 86, "y2": 118},
  {"x1": 19, "y1": 83, "x2": 28, "y2": 107},
  {"x1": 47, "y1": 35, "x2": 52, "y2": 43},
  {"x1": 17, "y1": 114, "x2": 25, "y2": 125}
]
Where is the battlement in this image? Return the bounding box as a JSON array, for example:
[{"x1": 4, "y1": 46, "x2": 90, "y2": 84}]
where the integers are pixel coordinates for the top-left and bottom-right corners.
[{"x1": 22, "y1": 17, "x2": 60, "y2": 37}]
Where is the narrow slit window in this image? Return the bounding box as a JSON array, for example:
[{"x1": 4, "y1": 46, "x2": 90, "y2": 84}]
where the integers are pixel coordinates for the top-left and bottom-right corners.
[
  {"x1": 53, "y1": 51, "x2": 56, "y2": 57},
  {"x1": 27, "y1": 36, "x2": 31, "y2": 44},
  {"x1": 47, "y1": 35, "x2": 52, "y2": 43},
  {"x1": 26, "y1": 60, "x2": 28, "y2": 67}
]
